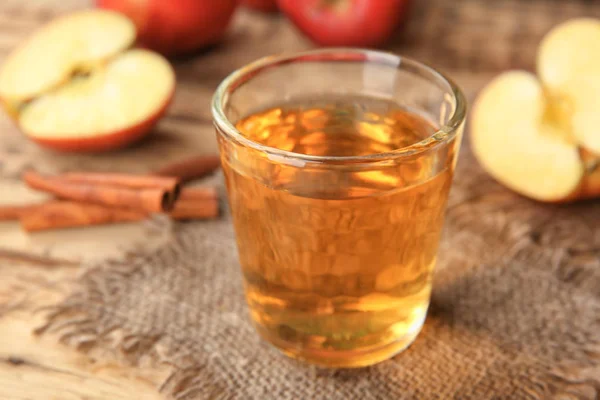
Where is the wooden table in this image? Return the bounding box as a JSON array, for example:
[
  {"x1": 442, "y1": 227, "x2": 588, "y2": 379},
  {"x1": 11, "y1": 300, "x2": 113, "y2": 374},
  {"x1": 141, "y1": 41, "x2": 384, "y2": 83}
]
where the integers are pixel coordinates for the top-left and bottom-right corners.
[{"x1": 0, "y1": 1, "x2": 596, "y2": 399}]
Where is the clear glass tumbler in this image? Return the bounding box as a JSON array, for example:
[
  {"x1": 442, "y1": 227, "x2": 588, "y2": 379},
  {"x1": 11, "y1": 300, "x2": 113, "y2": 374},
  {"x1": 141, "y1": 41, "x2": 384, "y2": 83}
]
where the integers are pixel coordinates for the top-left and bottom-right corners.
[{"x1": 212, "y1": 49, "x2": 466, "y2": 368}]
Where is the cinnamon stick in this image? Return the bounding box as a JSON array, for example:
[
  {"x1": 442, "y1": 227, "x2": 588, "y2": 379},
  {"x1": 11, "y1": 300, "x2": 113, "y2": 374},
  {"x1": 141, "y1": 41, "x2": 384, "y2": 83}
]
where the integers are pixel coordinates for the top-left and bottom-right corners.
[
  {"x1": 23, "y1": 170, "x2": 173, "y2": 213},
  {"x1": 0, "y1": 203, "x2": 47, "y2": 221},
  {"x1": 154, "y1": 155, "x2": 221, "y2": 183},
  {"x1": 170, "y1": 188, "x2": 219, "y2": 220},
  {"x1": 60, "y1": 171, "x2": 180, "y2": 206},
  {"x1": 21, "y1": 201, "x2": 148, "y2": 232},
  {"x1": 20, "y1": 188, "x2": 219, "y2": 232},
  {"x1": 61, "y1": 172, "x2": 180, "y2": 193},
  {"x1": 178, "y1": 187, "x2": 218, "y2": 200}
]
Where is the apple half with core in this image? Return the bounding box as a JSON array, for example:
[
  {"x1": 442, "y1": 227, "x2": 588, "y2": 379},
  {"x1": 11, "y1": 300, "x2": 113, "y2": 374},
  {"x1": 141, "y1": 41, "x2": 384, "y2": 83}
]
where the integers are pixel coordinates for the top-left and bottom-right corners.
[
  {"x1": 0, "y1": 10, "x2": 175, "y2": 152},
  {"x1": 471, "y1": 18, "x2": 600, "y2": 202}
]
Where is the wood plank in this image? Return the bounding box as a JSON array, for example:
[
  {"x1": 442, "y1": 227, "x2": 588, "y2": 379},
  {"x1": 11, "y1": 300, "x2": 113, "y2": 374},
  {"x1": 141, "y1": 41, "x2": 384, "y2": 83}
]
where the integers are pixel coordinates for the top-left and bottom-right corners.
[
  {"x1": 0, "y1": 224, "x2": 173, "y2": 400},
  {"x1": 0, "y1": 314, "x2": 169, "y2": 400}
]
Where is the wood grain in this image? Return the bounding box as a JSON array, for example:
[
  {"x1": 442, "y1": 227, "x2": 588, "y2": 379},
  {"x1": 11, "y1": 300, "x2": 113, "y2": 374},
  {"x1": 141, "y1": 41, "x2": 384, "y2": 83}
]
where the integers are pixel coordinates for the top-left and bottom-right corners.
[
  {"x1": 0, "y1": 317, "x2": 167, "y2": 400},
  {"x1": 0, "y1": 247, "x2": 171, "y2": 400}
]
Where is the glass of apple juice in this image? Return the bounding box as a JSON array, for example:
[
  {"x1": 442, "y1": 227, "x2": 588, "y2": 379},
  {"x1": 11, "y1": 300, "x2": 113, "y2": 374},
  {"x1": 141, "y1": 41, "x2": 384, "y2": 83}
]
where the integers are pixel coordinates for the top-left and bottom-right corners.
[{"x1": 211, "y1": 49, "x2": 466, "y2": 368}]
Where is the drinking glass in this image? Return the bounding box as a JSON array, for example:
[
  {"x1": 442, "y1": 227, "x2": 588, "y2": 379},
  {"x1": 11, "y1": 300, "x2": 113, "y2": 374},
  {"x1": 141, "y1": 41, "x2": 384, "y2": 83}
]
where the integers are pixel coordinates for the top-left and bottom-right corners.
[{"x1": 212, "y1": 49, "x2": 466, "y2": 367}]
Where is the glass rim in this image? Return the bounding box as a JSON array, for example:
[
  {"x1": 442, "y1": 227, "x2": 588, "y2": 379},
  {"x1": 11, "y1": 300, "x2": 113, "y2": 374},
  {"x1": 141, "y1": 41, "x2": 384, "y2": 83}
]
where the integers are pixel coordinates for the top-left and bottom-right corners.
[{"x1": 211, "y1": 48, "x2": 467, "y2": 163}]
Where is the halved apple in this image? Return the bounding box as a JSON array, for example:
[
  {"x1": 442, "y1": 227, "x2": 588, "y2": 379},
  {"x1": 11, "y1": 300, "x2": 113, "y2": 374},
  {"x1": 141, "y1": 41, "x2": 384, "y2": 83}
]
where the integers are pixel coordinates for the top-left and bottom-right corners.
[
  {"x1": 538, "y1": 18, "x2": 600, "y2": 98},
  {"x1": 0, "y1": 10, "x2": 175, "y2": 152},
  {"x1": 472, "y1": 71, "x2": 584, "y2": 201},
  {"x1": 471, "y1": 18, "x2": 600, "y2": 202},
  {"x1": 19, "y1": 49, "x2": 174, "y2": 152},
  {"x1": 538, "y1": 18, "x2": 600, "y2": 156}
]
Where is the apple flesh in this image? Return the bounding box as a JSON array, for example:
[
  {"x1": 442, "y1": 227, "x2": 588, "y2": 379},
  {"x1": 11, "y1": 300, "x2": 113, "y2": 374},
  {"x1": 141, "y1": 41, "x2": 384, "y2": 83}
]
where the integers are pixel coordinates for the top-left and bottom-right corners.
[
  {"x1": 277, "y1": 0, "x2": 411, "y2": 47},
  {"x1": 97, "y1": 0, "x2": 238, "y2": 56},
  {"x1": 538, "y1": 19, "x2": 600, "y2": 98},
  {"x1": 0, "y1": 10, "x2": 136, "y2": 114},
  {"x1": 471, "y1": 71, "x2": 583, "y2": 201},
  {"x1": 20, "y1": 49, "x2": 174, "y2": 152},
  {"x1": 471, "y1": 18, "x2": 600, "y2": 202},
  {"x1": 0, "y1": 10, "x2": 175, "y2": 152},
  {"x1": 538, "y1": 18, "x2": 600, "y2": 156}
]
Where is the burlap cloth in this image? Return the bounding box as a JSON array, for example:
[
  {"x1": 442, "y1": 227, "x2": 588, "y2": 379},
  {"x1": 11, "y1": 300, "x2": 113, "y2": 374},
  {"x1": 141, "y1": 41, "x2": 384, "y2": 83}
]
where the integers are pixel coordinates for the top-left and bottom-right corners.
[
  {"x1": 5, "y1": 0, "x2": 600, "y2": 398},
  {"x1": 37, "y1": 152, "x2": 600, "y2": 399}
]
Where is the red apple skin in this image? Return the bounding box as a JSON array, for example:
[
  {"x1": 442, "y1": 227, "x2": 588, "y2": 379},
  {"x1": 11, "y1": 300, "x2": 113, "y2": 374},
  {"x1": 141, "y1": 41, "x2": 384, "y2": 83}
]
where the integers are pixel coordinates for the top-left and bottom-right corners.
[
  {"x1": 277, "y1": 0, "x2": 411, "y2": 47},
  {"x1": 241, "y1": 0, "x2": 278, "y2": 12},
  {"x1": 97, "y1": 0, "x2": 238, "y2": 56},
  {"x1": 26, "y1": 92, "x2": 173, "y2": 153}
]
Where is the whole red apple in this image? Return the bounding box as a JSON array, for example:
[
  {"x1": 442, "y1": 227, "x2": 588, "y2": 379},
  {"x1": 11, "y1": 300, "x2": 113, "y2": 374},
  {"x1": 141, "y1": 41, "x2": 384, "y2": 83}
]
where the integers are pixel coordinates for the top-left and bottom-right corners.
[
  {"x1": 241, "y1": 0, "x2": 278, "y2": 12},
  {"x1": 97, "y1": 0, "x2": 238, "y2": 56},
  {"x1": 277, "y1": 0, "x2": 411, "y2": 47}
]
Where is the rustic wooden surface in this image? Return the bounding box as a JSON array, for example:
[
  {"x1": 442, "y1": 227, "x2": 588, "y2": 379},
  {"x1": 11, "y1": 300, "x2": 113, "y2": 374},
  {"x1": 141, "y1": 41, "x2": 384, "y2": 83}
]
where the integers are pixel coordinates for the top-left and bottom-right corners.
[{"x1": 0, "y1": 0, "x2": 597, "y2": 399}]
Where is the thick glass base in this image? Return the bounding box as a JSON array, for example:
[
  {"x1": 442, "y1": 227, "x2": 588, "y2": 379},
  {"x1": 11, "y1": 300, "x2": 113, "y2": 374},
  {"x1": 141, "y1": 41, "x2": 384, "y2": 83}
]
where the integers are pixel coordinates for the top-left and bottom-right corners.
[{"x1": 254, "y1": 318, "x2": 425, "y2": 368}]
